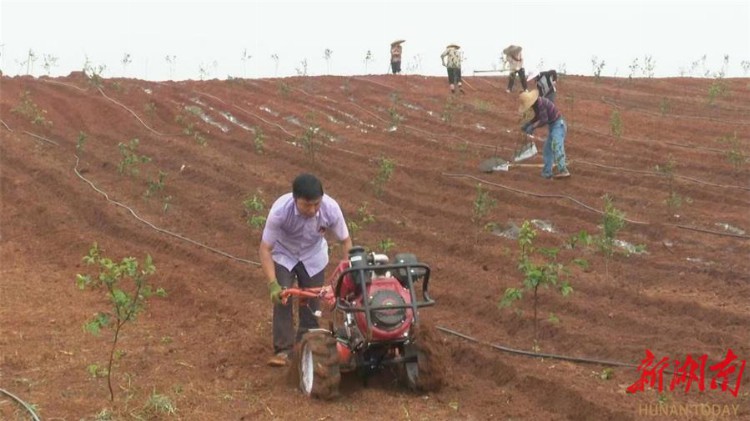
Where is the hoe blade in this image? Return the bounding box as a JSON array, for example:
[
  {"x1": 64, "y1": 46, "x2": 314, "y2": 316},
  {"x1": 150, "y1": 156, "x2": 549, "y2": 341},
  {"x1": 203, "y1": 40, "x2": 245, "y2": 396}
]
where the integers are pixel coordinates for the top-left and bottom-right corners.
[
  {"x1": 478, "y1": 157, "x2": 509, "y2": 172},
  {"x1": 513, "y1": 142, "x2": 537, "y2": 162}
]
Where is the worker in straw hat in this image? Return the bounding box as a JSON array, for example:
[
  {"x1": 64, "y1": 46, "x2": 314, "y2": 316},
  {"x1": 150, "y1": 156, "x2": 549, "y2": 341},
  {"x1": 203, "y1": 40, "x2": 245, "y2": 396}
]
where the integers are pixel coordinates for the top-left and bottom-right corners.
[
  {"x1": 503, "y1": 45, "x2": 528, "y2": 93},
  {"x1": 518, "y1": 90, "x2": 570, "y2": 179},
  {"x1": 440, "y1": 44, "x2": 464, "y2": 94},
  {"x1": 390, "y1": 40, "x2": 404, "y2": 74}
]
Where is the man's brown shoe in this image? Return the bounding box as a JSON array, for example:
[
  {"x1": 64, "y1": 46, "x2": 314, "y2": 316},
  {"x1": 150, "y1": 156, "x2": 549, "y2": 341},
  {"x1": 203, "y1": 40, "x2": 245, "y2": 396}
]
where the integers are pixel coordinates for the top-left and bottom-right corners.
[
  {"x1": 267, "y1": 352, "x2": 289, "y2": 367},
  {"x1": 554, "y1": 171, "x2": 571, "y2": 179}
]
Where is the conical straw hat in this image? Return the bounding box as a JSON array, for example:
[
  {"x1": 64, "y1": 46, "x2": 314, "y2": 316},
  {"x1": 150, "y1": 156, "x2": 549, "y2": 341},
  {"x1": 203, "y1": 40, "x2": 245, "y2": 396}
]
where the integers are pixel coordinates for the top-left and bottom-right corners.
[
  {"x1": 503, "y1": 45, "x2": 522, "y2": 56},
  {"x1": 518, "y1": 89, "x2": 539, "y2": 113}
]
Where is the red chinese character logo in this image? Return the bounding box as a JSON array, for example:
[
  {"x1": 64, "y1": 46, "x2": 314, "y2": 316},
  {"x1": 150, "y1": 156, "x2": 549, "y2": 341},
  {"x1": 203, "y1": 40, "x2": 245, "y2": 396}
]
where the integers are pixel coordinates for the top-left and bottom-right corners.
[
  {"x1": 670, "y1": 354, "x2": 707, "y2": 393},
  {"x1": 709, "y1": 348, "x2": 746, "y2": 397},
  {"x1": 627, "y1": 349, "x2": 670, "y2": 393},
  {"x1": 628, "y1": 349, "x2": 746, "y2": 397}
]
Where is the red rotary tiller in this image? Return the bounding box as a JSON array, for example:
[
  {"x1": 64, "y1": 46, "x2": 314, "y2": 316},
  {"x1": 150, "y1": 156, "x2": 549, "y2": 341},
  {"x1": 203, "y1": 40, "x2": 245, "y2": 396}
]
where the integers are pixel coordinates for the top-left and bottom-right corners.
[{"x1": 280, "y1": 246, "x2": 443, "y2": 399}]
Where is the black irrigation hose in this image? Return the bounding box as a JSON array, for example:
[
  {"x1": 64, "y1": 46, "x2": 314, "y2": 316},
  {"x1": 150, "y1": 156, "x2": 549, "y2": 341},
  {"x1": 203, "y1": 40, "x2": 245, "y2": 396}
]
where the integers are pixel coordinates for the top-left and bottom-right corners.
[
  {"x1": 193, "y1": 90, "x2": 226, "y2": 104},
  {"x1": 294, "y1": 81, "x2": 744, "y2": 186},
  {"x1": 97, "y1": 87, "x2": 165, "y2": 136},
  {"x1": 291, "y1": 86, "x2": 535, "y2": 157},
  {"x1": 42, "y1": 79, "x2": 181, "y2": 137},
  {"x1": 350, "y1": 76, "x2": 401, "y2": 92},
  {"x1": 26, "y1": 80, "x2": 747, "y2": 243},
  {"x1": 234, "y1": 103, "x2": 412, "y2": 171},
  {"x1": 436, "y1": 325, "x2": 641, "y2": 370},
  {"x1": 1, "y1": 119, "x2": 13, "y2": 132},
  {"x1": 0, "y1": 388, "x2": 42, "y2": 421},
  {"x1": 443, "y1": 172, "x2": 750, "y2": 239},
  {"x1": 24, "y1": 131, "x2": 59, "y2": 145},
  {"x1": 232, "y1": 83, "x2": 749, "y2": 240},
  {"x1": 42, "y1": 78, "x2": 89, "y2": 92},
  {"x1": 8, "y1": 112, "x2": 261, "y2": 268},
  {"x1": 227, "y1": 97, "x2": 420, "y2": 170},
  {"x1": 117, "y1": 84, "x2": 750, "y2": 240},
  {"x1": 576, "y1": 160, "x2": 750, "y2": 192},
  {"x1": 442, "y1": 172, "x2": 647, "y2": 225},
  {"x1": 232, "y1": 103, "x2": 299, "y2": 139},
  {"x1": 572, "y1": 124, "x2": 729, "y2": 154},
  {"x1": 71, "y1": 154, "x2": 261, "y2": 266},
  {"x1": 672, "y1": 223, "x2": 749, "y2": 239},
  {"x1": 600, "y1": 96, "x2": 750, "y2": 126}
]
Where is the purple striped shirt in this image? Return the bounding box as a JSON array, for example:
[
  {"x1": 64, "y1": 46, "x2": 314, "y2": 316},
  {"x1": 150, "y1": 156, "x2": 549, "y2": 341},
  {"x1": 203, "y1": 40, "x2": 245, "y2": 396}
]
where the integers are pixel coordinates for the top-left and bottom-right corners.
[
  {"x1": 261, "y1": 193, "x2": 349, "y2": 276},
  {"x1": 529, "y1": 97, "x2": 562, "y2": 126}
]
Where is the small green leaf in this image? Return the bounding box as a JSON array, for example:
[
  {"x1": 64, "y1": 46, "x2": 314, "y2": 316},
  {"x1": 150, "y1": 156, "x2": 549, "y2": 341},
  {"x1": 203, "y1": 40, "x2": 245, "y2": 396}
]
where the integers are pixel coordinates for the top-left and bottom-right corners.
[
  {"x1": 100, "y1": 257, "x2": 114, "y2": 270},
  {"x1": 86, "y1": 364, "x2": 100, "y2": 377},
  {"x1": 144, "y1": 254, "x2": 156, "y2": 274},
  {"x1": 112, "y1": 289, "x2": 129, "y2": 306},
  {"x1": 122, "y1": 257, "x2": 138, "y2": 277},
  {"x1": 499, "y1": 288, "x2": 522, "y2": 308},
  {"x1": 76, "y1": 274, "x2": 91, "y2": 289},
  {"x1": 560, "y1": 282, "x2": 573, "y2": 297},
  {"x1": 571, "y1": 258, "x2": 589, "y2": 269},
  {"x1": 84, "y1": 313, "x2": 109, "y2": 335},
  {"x1": 547, "y1": 313, "x2": 560, "y2": 324},
  {"x1": 539, "y1": 247, "x2": 559, "y2": 259}
]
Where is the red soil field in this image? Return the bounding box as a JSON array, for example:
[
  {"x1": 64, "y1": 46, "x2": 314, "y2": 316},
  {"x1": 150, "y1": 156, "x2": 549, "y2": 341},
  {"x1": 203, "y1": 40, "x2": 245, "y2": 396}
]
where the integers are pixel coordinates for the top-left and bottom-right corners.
[{"x1": 1, "y1": 72, "x2": 749, "y2": 420}]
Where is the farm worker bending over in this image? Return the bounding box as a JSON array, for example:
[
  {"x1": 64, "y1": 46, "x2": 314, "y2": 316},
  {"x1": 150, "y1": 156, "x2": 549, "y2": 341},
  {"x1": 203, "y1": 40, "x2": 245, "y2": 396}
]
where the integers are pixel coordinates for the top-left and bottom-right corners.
[
  {"x1": 503, "y1": 44, "x2": 528, "y2": 93},
  {"x1": 518, "y1": 90, "x2": 570, "y2": 179},
  {"x1": 527, "y1": 69, "x2": 558, "y2": 103},
  {"x1": 440, "y1": 44, "x2": 464, "y2": 94},
  {"x1": 259, "y1": 173, "x2": 352, "y2": 367}
]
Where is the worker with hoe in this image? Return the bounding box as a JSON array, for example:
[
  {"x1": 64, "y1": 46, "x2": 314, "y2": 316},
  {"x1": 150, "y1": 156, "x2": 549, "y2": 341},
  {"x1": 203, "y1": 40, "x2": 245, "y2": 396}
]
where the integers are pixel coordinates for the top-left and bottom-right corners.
[
  {"x1": 503, "y1": 44, "x2": 528, "y2": 93},
  {"x1": 259, "y1": 173, "x2": 352, "y2": 366},
  {"x1": 440, "y1": 43, "x2": 464, "y2": 94},
  {"x1": 518, "y1": 90, "x2": 571, "y2": 179},
  {"x1": 390, "y1": 40, "x2": 404, "y2": 74}
]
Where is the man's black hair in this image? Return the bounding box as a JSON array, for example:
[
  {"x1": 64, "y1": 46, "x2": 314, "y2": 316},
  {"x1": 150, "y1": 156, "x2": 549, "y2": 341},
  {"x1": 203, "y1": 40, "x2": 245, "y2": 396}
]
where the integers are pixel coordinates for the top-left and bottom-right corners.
[{"x1": 292, "y1": 173, "x2": 324, "y2": 200}]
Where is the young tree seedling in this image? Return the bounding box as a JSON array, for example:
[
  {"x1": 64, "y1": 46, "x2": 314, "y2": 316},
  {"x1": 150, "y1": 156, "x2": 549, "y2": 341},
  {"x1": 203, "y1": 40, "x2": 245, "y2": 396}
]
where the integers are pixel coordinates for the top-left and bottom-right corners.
[
  {"x1": 75, "y1": 243, "x2": 166, "y2": 401},
  {"x1": 243, "y1": 193, "x2": 267, "y2": 229},
  {"x1": 372, "y1": 156, "x2": 395, "y2": 197},
  {"x1": 591, "y1": 56, "x2": 606, "y2": 82},
  {"x1": 253, "y1": 126, "x2": 265, "y2": 154},
  {"x1": 655, "y1": 154, "x2": 690, "y2": 216},
  {"x1": 610, "y1": 110, "x2": 623, "y2": 139},
  {"x1": 471, "y1": 183, "x2": 496, "y2": 243},
  {"x1": 346, "y1": 202, "x2": 376, "y2": 237},
  {"x1": 597, "y1": 195, "x2": 626, "y2": 278},
  {"x1": 500, "y1": 220, "x2": 577, "y2": 344},
  {"x1": 11, "y1": 90, "x2": 52, "y2": 127},
  {"x1": 241, "y1": 48, "x2": 251, "y2": 77},
  {"x1": 117, "y1": 138, "x2": 151, "y2": 176}
]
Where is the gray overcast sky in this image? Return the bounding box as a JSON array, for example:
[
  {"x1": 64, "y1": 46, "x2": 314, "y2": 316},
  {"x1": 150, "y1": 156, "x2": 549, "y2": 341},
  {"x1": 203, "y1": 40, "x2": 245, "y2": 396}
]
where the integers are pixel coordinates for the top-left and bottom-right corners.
[{"x1": 2, "y1": 0, "x2": 749, "y2": 80}]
